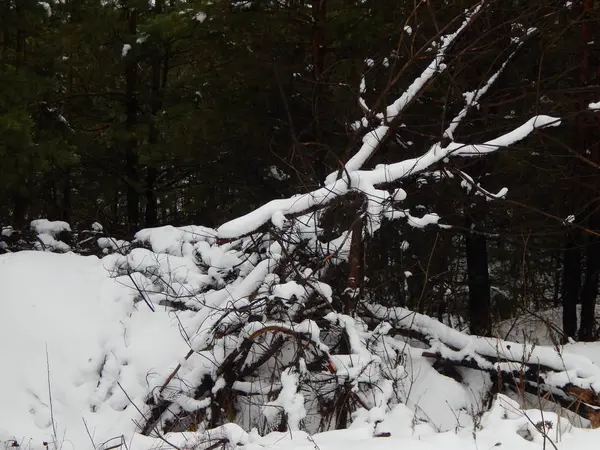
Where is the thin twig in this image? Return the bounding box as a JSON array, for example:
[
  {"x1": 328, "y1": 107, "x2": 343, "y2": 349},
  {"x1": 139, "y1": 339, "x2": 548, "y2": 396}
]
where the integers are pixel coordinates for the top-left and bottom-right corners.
[{"x1": 46, "y1": 345, "x2": 59, "y2": 450}]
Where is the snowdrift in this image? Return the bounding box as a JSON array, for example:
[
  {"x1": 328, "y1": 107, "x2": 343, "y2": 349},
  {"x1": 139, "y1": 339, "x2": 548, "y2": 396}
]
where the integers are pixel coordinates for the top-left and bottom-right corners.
[
  {"x1": 3, "y1": 227, "x2": 600, "y2": 450},
  {"x1": 0, "y1": 250, "x2": 194, "y2": 448}
]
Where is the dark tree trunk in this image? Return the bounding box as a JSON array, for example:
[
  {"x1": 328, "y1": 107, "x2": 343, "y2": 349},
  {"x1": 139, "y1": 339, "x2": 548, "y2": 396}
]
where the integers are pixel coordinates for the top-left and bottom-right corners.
[
  {"x1": 144, "y1": 0, "x2": 166, "y2": 228},
  {"x1": 577, "y1": 0, "x2": 600, "y2": 341},
  {"x1": 465, "y1": 213, "x2": 492, "y2": 337},
  {"x1": 562, "y1": 233, "x2": 580, "y2": 340},
  {"x1": 553, "y1": 251, "x2": 561, "y2": 307},
  {"x1": 579, "y1": 227, "x2": 600, "y2": 341},
  {"x1": 62, "y1": 170, "x2": 71, "y2": 224},
  {"x1": 462, "y1": 157, "x2": 493, "y2": 337},
  {"x1": 145, "y1": 167, "x2": 158, "y2": 227},
  {"x1": 125, "y1": 8, "x2": 139, "y2": 234},
  {"x1": 12, "y1": 192, "x2": 26, "y2": 230},
  {"x1": 310, "y1": 0, "x2": 327, "y2": 182},
  {"x1": 344, "y1": 215, "x2": 363, "y2": 314}
]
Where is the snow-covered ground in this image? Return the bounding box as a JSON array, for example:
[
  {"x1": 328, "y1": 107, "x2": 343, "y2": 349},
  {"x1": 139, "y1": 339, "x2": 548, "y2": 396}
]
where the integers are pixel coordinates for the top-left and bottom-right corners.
[
  {"x1": 3, "y1": 249, "x2": 600, "y2": 450},
  {"x1": 0, "y1": 251, "x2": 191, "y2": 449}
]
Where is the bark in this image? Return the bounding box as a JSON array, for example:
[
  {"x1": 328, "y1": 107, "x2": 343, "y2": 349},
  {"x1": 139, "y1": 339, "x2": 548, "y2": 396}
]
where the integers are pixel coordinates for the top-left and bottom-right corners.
[
  {"x1": 461, "y1": 156, "x2": 494, "y2": 337},
  {"x1": 422, "y1": 351, "x2": 600, "y2": 425},
  {"x1": 368, "y1": 304, "x2": 600, "y2": 424},
  {"x1": 562, "y1": 233, "x2": 580, "y2": 340},
  {"x1": 145, "y1": 167, "x2": 158, "y2": 227},
  {"x1": 144, "y1": 0, "x2": 164, "y2": 228},
  {"x1": 309, "y1": 0, "x2": 328, "y2": 182},
  {"x1": 12, "y1": 192, "x2": 26, "y2": 230},
  {"x1": 62, "y1": 170, "x2": 71, "y2": 223},
  {"x1": 465, "y1": 215, "x2": 492, "y2": 337},
  {"x1": 344, "y1": 215, "x2": 364, "y2": 314},
  {"x1": 579, "y1": 227, "x2": 600, "y2": 341},
  {"x1": 125, "y1": 8, "x2": 139, "y2": 233},
  {"x1": 576, "y1": 0, "x2": 600, "y2": 341}
]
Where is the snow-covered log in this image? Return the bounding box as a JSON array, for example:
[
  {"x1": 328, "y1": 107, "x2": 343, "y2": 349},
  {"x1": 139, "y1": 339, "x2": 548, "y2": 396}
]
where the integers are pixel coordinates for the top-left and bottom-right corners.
[{"x1": 365, "y1": 302, "x2": 600, "y2": 423}]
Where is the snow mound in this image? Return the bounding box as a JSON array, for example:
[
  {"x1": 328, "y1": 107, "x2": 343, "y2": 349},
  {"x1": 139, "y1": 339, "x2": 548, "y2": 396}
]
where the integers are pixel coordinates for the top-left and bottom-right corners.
[
  {"x1": 29, "y1": 219, "x2": 71, "y2": 237},
  {"x1": 4, "y1": 246, "x2": 600, "y2": 450},
  {"x1": 0, "y1": 251, "x2": 192, "y2": 449}
]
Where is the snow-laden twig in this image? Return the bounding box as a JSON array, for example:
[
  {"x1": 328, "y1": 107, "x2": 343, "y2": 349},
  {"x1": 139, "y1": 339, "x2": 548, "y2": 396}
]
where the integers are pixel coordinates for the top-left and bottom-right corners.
[
  {"x1": 326, "y1": 2, "x2": 485, "y2": 185},
  {"x1": 384, "y1": 3, "x2": 484, "y2": 123},
  {"x1": 443, "y1": 26, "x2": 536, "y2": 140}
]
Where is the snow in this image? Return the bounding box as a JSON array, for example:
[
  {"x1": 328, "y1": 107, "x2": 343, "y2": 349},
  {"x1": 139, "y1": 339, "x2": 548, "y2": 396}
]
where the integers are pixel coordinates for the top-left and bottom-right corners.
[
  {"x1": 134, "y1": 224, "x2": 217, "y2": 256},
  {"x1": 218, "y1": 115, "x2": 559, "y2": 238},
  {"x1": 216, "y1": 3, "x2": 560, "y2": 239},
  {"x1": 0, "y1": 2, "x2": 595, "y2": 447},
  {"x1": 0, "y1": 252, "x2": 125, "y2": 447},
  {"x1": 272, "y1": 211, "x2": 288, "y2": 229},
  {"x1": 186, "y1": 396, "x2": 600, "y2": 450},
  {"x1": 369, "y1": 302, "x2": 600, "y2": 393},
  {"x1": 34, "y1": 233, "x2": 70, "y2": 252},
  {"x1": 263, "y1": 369, "x2": 306, "y2": 430},
  {"x1": 39, "y1": 1, "x2": 51, "y2": 16},
  {"x1": 0, "y1": 251, "x2": 195, "y2": 449},
  {"x1": 444, "y1": 37, "x2": 528, "y2": 140},
  {"x1": 194, "y1": 11, "x2": 207, "y2": 22},
  {"x1": 5, "y1": 238, "x2": 600, "y2": 450},
  {"x1": 30, "y1": 219, "x2": 71, "y2": 237},
  {"x1": 269, "y1": 165, "x2": 290, "y2": 181},
  {"x1": 325, "y1": 126, "x2": 389, "y2": 184},
  {"x1": 385, "y1": 4, "x2": 482, "y2": 122},
  {"x1": 97, "y1": 236, "x2": 130, "y2": 252}
]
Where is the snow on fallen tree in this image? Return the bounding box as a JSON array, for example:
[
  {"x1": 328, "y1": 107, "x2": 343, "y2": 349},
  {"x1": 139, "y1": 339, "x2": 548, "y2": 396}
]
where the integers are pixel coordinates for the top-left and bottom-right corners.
[
  {"x1": 365, "y1": 303, "x2": 600, "y2": 425},
  {"x1": 3, "y1": 2, "x2": 599, "y2": 447},
  {"x1": 86, "y1": 3, "x2": 593, "y2": 438}
]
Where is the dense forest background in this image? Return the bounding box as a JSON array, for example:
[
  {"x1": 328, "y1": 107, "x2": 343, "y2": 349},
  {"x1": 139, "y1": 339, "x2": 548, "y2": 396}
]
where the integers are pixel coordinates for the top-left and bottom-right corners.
[{"x1": 1, "y1": 0, "x2": 600, "y2": 342}]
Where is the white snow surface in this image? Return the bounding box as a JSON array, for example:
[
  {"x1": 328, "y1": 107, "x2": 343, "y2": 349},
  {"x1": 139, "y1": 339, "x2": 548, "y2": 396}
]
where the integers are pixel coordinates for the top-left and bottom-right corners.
[
  {"x1": 194, "y1": 11, "x2": 207, "y2": 22},
  {"x1": 34, "y1": 233, "x2": 71, "y2": 252},
  {"x1": 4, "y1": 246, "x2": 600, "y2": 450},
  {"x1": 0, "y1": 251, "x2": 192, "y2": 449},
  {"x1": 30, "y1": 219, "x2": 71, "y2": 237}
]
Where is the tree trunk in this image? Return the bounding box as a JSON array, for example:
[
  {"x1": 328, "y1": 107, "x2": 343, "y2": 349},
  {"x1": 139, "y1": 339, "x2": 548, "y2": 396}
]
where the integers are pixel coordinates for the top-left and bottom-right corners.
[
  {"x1": 462, "y1": 157, "x2": 493, "y2": 337},
  {"x1": 576, "y1": 0, "x2": 599, "y2": 341},
  {"x1": 145, "y1": 167, "x2": 158, "y2": 227},
  {"x1": 562, "y1": 233, "x2": 580, "y2": 340},
  {"x1": 62, "y1": 170, "x2": 71, "y2": 223},
  {"x1": 344, "y1": 215, "x2": 363, "y2": 314},
  {"x1": 310, "y1": 0, "x2": 327, "y2": 182},
  {"x1": 465, "y1": 213, "x2": 492, "y2": 337},
  {"x1": 144, "y1": 0, "x2": 166, "y2": 228},
  {"x1": 579, "y1": 225, "x2": 600, "y2": 341},
  {"x1": 125, "y1": 8, "x2": 139, "y2": 234},
  {"x1": 12, "y1": 192, "x2": 26, "y2": 230}
]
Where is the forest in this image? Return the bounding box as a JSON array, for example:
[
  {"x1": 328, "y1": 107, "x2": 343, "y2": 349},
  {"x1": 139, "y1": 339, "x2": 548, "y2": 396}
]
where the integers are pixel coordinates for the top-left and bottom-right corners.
[{"x1": 2, "y1": 0, "x2": 600, "y2": 446}]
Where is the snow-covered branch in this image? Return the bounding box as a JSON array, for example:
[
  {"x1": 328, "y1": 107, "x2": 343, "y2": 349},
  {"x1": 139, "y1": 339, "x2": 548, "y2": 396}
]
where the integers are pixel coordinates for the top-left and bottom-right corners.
[
  {"x1": 217, "y1": 115, "x2": 559, "y2": 238},
  {"x1": 327, "y1": 3, "x2": 485, "y2": 185}
]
